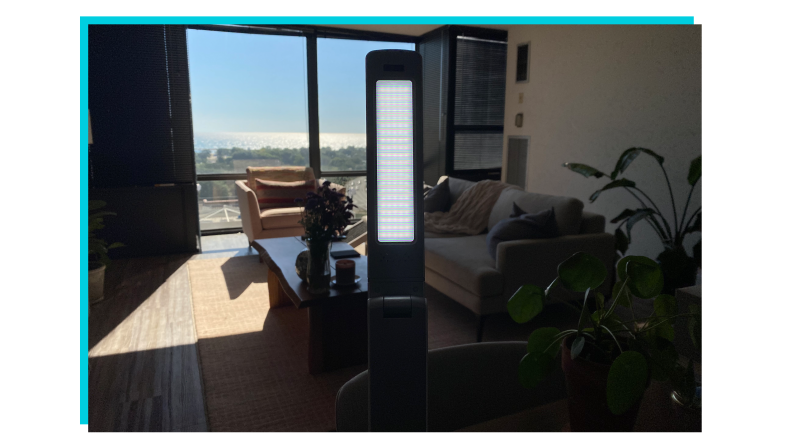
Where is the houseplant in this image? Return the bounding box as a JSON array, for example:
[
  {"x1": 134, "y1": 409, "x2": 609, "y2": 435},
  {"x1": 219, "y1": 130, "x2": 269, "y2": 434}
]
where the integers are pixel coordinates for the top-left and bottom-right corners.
[
  {"x1": 296, "y1": 181, "x2": 356, "y2": 293},
  {"x1": 508, "y1": 251, "x2": 700, "y2": 431},
  {"x1": 88, "y1": 200, "x2": 123, "y2": 303},
  {"x1": 564, "y1": 148, "x2": 701, "y2": 293}
]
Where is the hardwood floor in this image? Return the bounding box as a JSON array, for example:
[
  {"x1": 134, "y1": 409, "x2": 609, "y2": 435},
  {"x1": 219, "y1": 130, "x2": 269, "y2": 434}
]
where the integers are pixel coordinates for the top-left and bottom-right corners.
[{"x1": 88, "y1": 233, "x2": 253, "y2": 432}]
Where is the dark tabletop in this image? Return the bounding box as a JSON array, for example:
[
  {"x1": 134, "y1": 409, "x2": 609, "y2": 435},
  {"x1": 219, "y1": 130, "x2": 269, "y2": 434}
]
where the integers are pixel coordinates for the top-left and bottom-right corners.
[{"x1": 253, "y1": 236, "x2": 368, "y2": 309}]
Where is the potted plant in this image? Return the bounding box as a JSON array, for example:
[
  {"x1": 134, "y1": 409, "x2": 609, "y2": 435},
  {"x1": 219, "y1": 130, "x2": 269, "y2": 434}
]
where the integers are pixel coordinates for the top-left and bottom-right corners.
[
  {"x1": 508, "y1": 251, "x2": 700, "y2": 431},
  {"x1": 88, "y1": 200, "x2": 123, "y2": 304},
  {"x1": 563, "y1": 148, "x2": 701, "y2": 293},
  {"x1": 296, "y1": 181, "x2": 356, "y2": 294}
]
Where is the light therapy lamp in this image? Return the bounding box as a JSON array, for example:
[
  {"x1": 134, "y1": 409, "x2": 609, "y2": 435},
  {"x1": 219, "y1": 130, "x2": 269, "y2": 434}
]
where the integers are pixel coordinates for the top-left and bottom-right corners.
[{"x1": 365, "y1": 49, "x2": 426, "y2": 432}]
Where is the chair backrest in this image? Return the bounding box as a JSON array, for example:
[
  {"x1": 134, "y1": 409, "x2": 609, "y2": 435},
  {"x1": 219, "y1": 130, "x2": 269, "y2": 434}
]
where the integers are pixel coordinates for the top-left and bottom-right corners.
[
  {"x1": 335, "y1": 341, "x2": 566, "y2": 432},
  {"x1": 246, "y1": 166, "x2": 315, "y2": 188}
]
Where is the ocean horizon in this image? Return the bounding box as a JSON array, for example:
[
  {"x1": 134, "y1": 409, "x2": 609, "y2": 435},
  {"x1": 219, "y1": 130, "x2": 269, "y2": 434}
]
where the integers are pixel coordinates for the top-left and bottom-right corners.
[{"x1": 194, "y1": 131, "x2": 366, "y2": 151}]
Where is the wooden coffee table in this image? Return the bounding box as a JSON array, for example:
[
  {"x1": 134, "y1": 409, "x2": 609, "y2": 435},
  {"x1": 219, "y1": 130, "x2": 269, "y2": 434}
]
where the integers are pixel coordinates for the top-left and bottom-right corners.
[{"x1": 253, "y1": 236, "x2": 368, "y2": 374}]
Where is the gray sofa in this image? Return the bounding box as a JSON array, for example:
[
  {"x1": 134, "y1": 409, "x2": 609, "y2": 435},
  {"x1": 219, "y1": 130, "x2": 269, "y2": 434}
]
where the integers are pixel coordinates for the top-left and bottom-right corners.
[{"x1": 424, "y1": 178, "x2": 615, "y2": 340}]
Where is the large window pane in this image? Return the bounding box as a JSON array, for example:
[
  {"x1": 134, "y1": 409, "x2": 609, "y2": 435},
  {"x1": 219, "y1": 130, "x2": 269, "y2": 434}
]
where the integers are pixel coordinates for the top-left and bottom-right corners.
[
  {"x1": 187, "y1": 30, "x2": 310, "y2": 174},
  {"x1": 317, "y1": 38, "x2": 415, "y2": 173}
]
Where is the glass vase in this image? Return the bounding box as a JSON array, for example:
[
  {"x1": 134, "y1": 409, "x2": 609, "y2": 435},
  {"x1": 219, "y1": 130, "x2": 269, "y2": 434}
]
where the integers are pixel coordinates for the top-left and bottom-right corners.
[{"x1": 306, "y1": 238, "x2": 331, "y2": 294}]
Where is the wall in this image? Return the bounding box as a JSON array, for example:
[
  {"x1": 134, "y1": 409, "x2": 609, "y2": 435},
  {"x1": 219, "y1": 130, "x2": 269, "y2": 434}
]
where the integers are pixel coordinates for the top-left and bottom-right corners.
[{"x1": 502, "y1": 25, "x2": 701, "y2": 259}]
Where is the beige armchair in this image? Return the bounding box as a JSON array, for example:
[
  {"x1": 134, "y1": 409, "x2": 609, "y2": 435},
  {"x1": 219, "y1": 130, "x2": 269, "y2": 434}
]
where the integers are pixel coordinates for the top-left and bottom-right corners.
[{"x1": 235, "y1": 166, "x2": 346, "y2": 245}]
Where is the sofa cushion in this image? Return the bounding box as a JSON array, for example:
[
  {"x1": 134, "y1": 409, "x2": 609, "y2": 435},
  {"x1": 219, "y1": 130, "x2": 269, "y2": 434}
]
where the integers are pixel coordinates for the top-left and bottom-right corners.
[
  {"x1": 485, "y1": 208, "x2": 561, "y2": 259},
  {"x1": 259, "y1": 207, "x2": 304, "y2": 230},
  {"x1": 488, "y1": 188, "x2": 584, "y2": 236},
  {"x1": 424, "y1": 178, "x2": 452, "y2": 213},
  {"x1": 425, "y1": 235, "x2": 503, "y2": 297},
  {"x1": 255, "y1": 179, "x2": 317, "y2": 210}
]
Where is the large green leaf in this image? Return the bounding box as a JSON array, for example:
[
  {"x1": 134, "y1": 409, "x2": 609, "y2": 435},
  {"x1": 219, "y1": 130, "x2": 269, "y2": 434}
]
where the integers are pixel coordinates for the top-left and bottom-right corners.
[
  {"x1": 688, "y1": 303, "x2": 701, "y2": 351},
  {"x1": 526, "y1": 327, "x2": 562, "y2": 357},
  {"x1": 685, "y1": 212, "x2": 702, "y2": 234},
  {"x1": 616, "y1": 256, "x2": 658, "y2": 282},
  {"x1": 614, "y1": 228, "x2": 629, "y2": 255},
  {"x1": 626, "y1": 261, "x2": 664, "y2": 299},
  {"x1": 606, "y1": 351, "x2": 648, "y2": 415},
  {"x1": 558, "y1": 252, "x2": 607, "y2": 293},
  {"x1": 508, "y1": 284, "x2": 545, "y2": 323},
  {"x1": 518, "y1": 352, "x2": 553, "y2": 388},
  {"x1": 610, "y1": 147, "x2": 665, "y2": 180},
  {"x1": 688, "y1": 155, "x2": 702, "y2": 186},
  {"x1": 89, "y1": 200, "x2": 107, "y2": 211},
  {"x1": 563, "y1": 163, "x2": 606, "y2": 178},
  {"x1": 610, "y1": 209, "x2": 636, "y2": 224},
  {"x1": 570, "y1": 336, "x2": 585, "y2": 360},
  {"x1": 624, "y1": 208, "x2": 657, "y2": 242},
  {"x1": 589, "y1": 178, "x2": 636, "y2": 202}
]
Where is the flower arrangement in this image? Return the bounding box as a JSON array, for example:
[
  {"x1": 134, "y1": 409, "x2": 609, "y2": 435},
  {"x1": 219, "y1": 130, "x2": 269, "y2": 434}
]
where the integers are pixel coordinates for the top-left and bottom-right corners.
[{"x1": 296, "y1": 181, "x2": 356, "y2": 242}]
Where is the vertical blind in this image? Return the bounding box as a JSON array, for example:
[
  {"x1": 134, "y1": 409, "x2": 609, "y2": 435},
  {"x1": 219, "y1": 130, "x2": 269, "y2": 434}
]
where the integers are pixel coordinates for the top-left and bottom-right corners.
[{"x1": 88, "y1": 25, "x2": 196, "y2": 188}]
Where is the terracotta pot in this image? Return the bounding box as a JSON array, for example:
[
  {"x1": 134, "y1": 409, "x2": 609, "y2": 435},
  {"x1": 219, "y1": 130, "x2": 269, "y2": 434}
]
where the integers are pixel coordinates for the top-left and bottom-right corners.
[
  {"x1": 561, "y1": 336, "x2": 644, "y2": 432},
  {"x1": 89, "y1": 264, "x2": 106, "y2": 304}
]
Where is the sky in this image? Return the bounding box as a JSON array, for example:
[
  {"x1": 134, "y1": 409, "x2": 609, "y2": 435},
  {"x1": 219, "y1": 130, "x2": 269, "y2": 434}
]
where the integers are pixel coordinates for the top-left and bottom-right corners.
[{"x1": 186, "y1": 29, "x2": 414, "y2": 135}]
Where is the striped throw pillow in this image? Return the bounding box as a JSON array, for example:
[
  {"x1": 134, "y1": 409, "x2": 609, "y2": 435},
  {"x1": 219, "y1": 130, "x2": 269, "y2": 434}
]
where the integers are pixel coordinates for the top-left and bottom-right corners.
[{"x1": 255, "y1": 179, "x2": 317, "y2": 210}]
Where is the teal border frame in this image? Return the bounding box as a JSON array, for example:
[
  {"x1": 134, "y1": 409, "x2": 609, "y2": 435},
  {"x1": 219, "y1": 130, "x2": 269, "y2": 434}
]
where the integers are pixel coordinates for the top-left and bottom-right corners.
[{"x1": 80, "y1": 14, "x2": 695, "y2": 425}]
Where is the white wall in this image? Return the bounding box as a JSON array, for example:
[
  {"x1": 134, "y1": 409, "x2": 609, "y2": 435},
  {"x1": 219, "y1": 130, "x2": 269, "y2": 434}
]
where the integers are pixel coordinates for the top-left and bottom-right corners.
[{"x1": 502, "y1": 25, "x2": 701, "y2": 259}]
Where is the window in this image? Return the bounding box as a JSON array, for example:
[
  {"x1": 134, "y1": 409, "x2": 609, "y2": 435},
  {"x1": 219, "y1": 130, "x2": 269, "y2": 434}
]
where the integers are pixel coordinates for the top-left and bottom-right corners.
[
  {"x1": 187, "y1": 29, "x2": 310, "y2": 231},
  {"x1": 188, "y1": 30, "x2": 309, "y2": 176},
  {"x1": 185, "y1": 26, "x2": 417, "y2": 233},
  {"x1": 453, "y1": 35, "x2": 508, "y2": 172},
  {"x1": 317, "y1": 38, "x2": 414, "y2": 173}
]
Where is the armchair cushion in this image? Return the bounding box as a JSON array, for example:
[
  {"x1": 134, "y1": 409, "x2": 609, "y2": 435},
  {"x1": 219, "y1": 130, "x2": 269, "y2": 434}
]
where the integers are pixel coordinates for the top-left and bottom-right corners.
[
  {"x1": 260, "y1": 207, "x2": 304, "y2": 230},
  {"x1": 254, "y1": 178, "x2": 316, "y2": 210},
  {"x1": 246, "y1": 166, "x2": 315, "y2": 187}
]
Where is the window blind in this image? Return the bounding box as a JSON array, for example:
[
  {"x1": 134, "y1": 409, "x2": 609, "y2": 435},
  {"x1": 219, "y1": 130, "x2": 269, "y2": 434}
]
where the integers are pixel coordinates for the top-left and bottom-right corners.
[
  {"x1": 452, "y1": 36, "x2": 507, "y2": 172},
  {"x1": 88, "y1": 25, "x2": 196, "y2": 188}
]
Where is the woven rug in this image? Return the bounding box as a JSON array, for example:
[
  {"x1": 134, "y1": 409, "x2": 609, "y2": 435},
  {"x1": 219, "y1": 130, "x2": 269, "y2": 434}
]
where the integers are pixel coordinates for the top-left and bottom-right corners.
[{"x1": 188, "y1": 255, "x2": 578, "y2": 432}]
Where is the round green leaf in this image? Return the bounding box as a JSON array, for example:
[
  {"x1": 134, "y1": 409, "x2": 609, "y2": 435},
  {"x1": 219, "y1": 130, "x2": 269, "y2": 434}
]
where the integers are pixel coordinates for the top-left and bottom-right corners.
[
  {"x1": 606, "y1": 351, "x2": 648, "y2": 415},
  {"x1": 616, "y1": 255, "x2": 658, "y2": 282},
  {"x1": 626, "y1": 261, "x2": 664, "y2": 298},
  {"x1": 526, "y1": 327, "x2": 561, "y2": 357},
  {"x1": 558, "y1": 252, "x2": 607, "y2": 293},
  {"x1": 518, "y1": 352, "x2": 553, "y2": 389},
  {"x1": 508, "y1": 284, "x2": 544, "y2": 323},
  {"x1": 653, "y1": 294, "x2": 677, "y2": 317}
]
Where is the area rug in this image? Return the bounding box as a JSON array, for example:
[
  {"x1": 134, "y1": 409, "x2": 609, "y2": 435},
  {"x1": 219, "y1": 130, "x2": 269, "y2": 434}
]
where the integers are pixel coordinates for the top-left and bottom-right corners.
[{"x1": 188, "y1": 255, "x2": 578, "y2": 432}]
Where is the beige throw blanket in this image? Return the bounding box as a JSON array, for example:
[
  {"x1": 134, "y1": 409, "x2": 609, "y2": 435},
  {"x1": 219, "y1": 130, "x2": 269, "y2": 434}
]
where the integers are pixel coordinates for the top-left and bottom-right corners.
[{"x1": 424, "y1": 180, "x2": 510, "y2": 235}]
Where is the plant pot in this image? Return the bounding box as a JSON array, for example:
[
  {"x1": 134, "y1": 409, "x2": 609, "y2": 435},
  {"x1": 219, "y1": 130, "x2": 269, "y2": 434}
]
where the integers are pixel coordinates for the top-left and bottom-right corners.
[
  {"x1": 89, "y1": 264, "x2": 106, "y2": 304},
  {"x1": 657, "y1": 246, "x2": 697, "y2": 294},
  {"x1": 561, "y1": 336, "x2": 644, "y2": 432}
]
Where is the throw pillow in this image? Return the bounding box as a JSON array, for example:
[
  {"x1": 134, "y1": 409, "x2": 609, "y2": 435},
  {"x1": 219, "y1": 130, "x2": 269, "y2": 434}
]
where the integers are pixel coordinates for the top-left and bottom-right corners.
[
  {"x1": 486, "y1": 207, "x2": 561, "y2": 259},
  {"x1": 424, "y1": 178, "x2": 452, "y2": 213},
  {"x1": 255, "y1": 179, "x2": 317, "y2": 210}
]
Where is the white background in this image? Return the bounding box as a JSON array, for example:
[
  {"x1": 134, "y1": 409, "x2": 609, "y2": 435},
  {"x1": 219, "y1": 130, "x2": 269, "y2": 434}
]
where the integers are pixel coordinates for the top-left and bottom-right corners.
[{"x1": 1, "y1": 1, "x2": 789, "y2": 444}]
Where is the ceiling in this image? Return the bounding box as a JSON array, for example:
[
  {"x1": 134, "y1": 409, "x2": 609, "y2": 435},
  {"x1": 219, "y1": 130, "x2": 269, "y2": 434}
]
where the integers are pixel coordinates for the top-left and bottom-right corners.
[{"x1": 322, "y1": 24, "x2": 511, "y2": 37}]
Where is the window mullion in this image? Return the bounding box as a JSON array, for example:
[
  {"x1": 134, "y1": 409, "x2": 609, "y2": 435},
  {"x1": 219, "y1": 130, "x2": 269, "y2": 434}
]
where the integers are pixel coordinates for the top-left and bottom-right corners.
[{"x1": 306, "y1": 33, "x2": 321, "y2": 178}]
